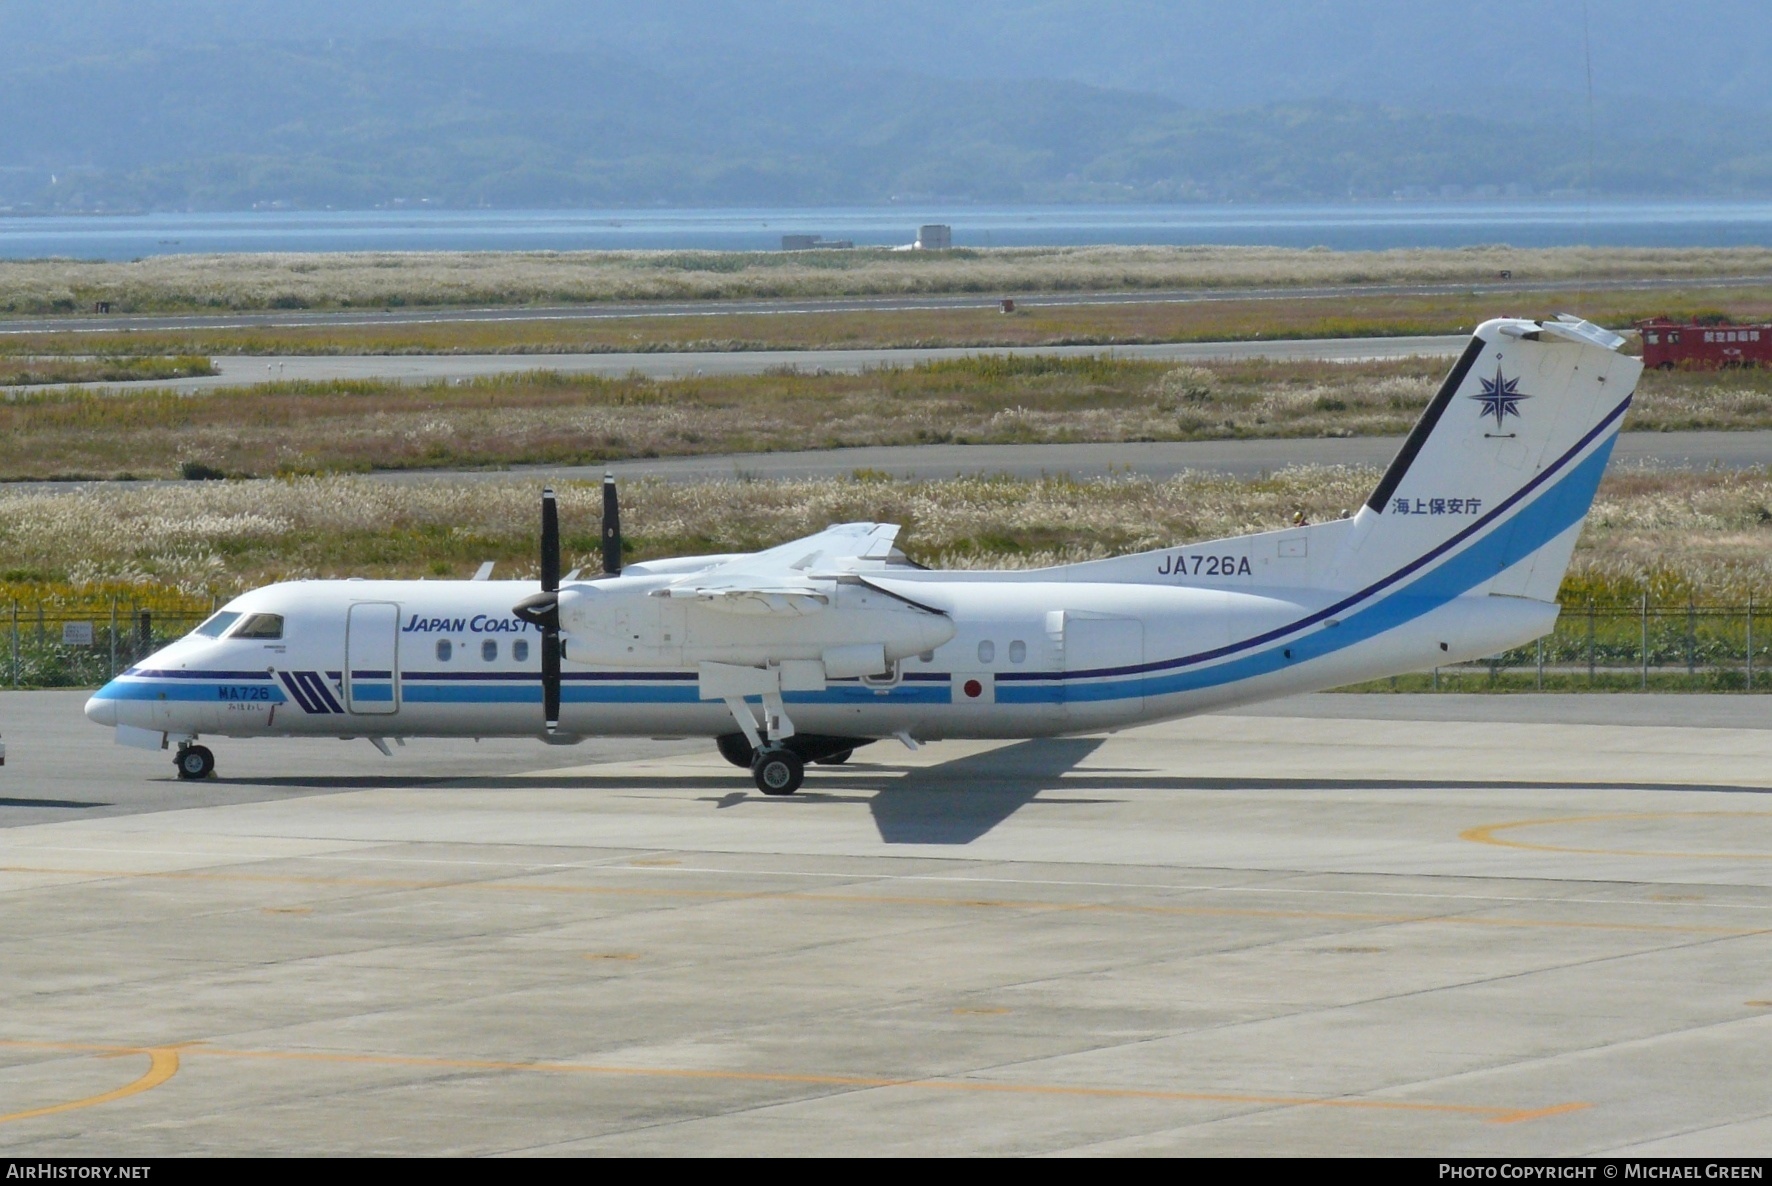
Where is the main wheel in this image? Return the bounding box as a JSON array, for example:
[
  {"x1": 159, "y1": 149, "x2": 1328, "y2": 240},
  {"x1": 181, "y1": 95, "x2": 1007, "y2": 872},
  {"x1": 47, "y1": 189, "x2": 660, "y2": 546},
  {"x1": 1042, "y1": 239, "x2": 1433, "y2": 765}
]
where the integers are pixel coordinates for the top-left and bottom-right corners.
[
  {"x1": 813, "y1": 748, "x2": 853, "y2": 766},
  {"x1": 751, "y1": 747, "x2": 804, "y2": 795},
  {"x1": 715, "y1": 733, "x2": 756, "y2": 768},
  {"x1": 175, "y1": 745, "x2": 215, "y2": 781}
]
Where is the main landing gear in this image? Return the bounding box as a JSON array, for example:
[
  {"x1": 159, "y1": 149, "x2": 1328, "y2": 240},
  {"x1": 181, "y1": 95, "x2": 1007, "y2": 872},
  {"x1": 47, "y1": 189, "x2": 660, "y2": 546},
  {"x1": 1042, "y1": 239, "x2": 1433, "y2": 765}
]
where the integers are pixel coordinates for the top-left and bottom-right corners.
[
  {"x1": 175, "y1": 743, "x2": 215, "y2": 780},
  {"x1": 751, "y1": 747, "x2": 804, "y2": 796},
  {"x1": 715, "y1": 732, "x2": 871, "y2": 795}
]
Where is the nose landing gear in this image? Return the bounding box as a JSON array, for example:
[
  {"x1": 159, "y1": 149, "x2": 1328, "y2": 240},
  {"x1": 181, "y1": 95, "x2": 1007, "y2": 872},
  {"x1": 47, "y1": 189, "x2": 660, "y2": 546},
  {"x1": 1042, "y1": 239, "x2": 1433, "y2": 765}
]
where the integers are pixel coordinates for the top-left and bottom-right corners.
[{"x1": 175, "y1": 744, "x2": 215, "y2": 780}]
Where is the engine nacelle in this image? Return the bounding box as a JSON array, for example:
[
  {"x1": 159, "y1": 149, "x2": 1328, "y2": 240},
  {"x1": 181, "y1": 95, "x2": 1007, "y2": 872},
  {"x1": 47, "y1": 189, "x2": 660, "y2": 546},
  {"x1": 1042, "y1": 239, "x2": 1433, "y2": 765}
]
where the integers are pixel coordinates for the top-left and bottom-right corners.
[{"x1": 558, "y1": 578, "x2": 955, "y2": 670}]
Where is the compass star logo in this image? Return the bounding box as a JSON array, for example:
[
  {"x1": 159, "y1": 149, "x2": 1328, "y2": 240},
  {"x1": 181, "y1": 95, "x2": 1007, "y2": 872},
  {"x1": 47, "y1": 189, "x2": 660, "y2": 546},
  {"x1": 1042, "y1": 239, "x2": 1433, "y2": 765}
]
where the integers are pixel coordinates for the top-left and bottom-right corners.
[{"x1": 1469, "y1": 365, "x2": 1530, "y2": 428}]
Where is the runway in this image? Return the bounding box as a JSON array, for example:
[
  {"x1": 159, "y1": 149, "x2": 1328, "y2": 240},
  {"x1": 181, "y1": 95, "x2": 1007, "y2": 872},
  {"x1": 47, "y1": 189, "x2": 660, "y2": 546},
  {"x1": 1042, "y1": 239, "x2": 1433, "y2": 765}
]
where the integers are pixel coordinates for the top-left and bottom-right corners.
[
  {"x1": 44, "y1": 334, "x2": 1470, "y2": 395},
  {"x1": 2, "y1": 271, "x2": 1767, "y2": 337},
  {"x1": 1, "y1": 430, "x2": 1766, "y2": 499},
  {"x1": 513, "y1": 430, "x2": 1772, "y2": 485},
  {"x1": 3, "y1": 691, "x2": 1770, "y2": 1155}
]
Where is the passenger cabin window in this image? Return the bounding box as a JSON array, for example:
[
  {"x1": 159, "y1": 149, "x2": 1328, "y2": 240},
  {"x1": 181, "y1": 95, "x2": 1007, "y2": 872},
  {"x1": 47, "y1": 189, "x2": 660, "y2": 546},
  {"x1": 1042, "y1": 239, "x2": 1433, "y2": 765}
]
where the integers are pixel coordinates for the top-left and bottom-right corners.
[
  {"x1": 977, "y1": 640, "x2": 995, "y2": 664},
  {"x1": 1009, "y1": 640, "x2": 1027, "y2": 664},
  {"x1": 192, "y1": 611, "x2": 241, "y2": 639},
  {"x1": 436, "y1": 639, "x2": 453, "y2": 662},
  {"x1": 482, "y1": 639, "x2": 498, "y2": 662},
  {"x1": 232, "y1": 613, "x2": 284, "y2": 640},
  {"x1": 513, "y1": 640, "x2": 529, "y2": 662}
]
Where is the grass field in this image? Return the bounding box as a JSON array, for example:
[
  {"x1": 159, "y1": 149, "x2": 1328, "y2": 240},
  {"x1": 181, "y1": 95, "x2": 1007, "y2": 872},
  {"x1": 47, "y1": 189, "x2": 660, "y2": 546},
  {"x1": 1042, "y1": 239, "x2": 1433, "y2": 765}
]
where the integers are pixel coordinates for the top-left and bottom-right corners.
[
  {"x1": 6, "y1": 463, "x2": 1771, "y2": 691},
  {"x1": 0, "y1": 354, "x2": 1768, "y2": 481},
  {"x1": 3, "y1": 464, "x2": 1770, "y2": 606},
  {"x1": 8, "y1": 283, "x2": 1772, "y2": 360},
  {"x1": 3, "y1": 244, "x2": 1770, "y2": 318},
  {"x1": 0, "y1": 356, "x2": 214, "y2": 386}
]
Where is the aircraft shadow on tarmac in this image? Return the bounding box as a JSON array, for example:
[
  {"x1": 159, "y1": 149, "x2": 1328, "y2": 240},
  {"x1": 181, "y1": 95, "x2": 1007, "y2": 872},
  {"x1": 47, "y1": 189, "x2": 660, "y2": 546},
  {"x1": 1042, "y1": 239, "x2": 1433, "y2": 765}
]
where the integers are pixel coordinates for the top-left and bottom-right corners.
[
  {"x1": 212, "y1": 734, "x2": 1772, "y2": 848},
  {"x1": 865, "y1": 737, "x2": 1109, "y2": 844},
  {"x1": 0, "y1": 797, "x2": 110, "y2": 810},
  {"x1": 693, "y1": 739, "x2": 1117, "y2": 843},
  {"x1": 215, "y1": 738, "x2": 1112, "y2": 845}
]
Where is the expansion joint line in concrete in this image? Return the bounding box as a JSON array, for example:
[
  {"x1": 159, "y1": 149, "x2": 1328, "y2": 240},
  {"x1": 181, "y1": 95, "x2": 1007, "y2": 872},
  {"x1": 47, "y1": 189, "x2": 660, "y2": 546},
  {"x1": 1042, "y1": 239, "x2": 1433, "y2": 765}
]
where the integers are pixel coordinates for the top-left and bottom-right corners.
[
  {"x1": 0, "y1": 863, "x2": 1762, "y2": 937},
  {"x1": 0, "y1": 1038, "x2": 1582, "y2": 1127}
]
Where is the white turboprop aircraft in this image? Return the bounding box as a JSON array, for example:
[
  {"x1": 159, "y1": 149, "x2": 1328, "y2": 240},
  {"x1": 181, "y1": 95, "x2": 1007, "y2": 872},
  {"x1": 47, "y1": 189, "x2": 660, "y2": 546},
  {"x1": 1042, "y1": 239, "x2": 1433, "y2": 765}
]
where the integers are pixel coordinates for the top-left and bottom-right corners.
[{"x1": 86, "y1": 316, "x2": 1639, "y2": 794}]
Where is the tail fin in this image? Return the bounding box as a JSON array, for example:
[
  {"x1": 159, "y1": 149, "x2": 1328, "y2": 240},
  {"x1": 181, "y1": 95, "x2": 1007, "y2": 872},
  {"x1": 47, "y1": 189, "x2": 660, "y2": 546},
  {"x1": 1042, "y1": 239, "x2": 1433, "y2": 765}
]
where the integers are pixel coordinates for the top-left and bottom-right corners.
[{"x1": 1325, "y1": 316, "x2": 1640, "y2": 600}]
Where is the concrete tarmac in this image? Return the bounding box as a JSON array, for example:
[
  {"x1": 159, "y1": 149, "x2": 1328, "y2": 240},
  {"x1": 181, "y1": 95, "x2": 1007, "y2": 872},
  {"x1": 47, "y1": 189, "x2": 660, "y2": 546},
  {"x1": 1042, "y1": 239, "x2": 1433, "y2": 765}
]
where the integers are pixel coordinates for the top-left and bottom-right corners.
[{"x1": 3, "y1": 691, "x2": 1771, "y2": 1155}]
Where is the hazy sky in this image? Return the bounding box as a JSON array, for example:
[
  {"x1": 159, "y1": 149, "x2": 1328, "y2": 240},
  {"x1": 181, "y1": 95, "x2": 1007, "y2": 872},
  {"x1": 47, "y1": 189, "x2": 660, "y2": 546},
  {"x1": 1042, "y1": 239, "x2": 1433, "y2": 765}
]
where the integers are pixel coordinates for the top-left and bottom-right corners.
[
  {"x1": 7, "y1": 2, "x2": 1769, "y2": 112},
  {"x1": 3, "y1": 3, "x2": 1764, "y2": 209}
]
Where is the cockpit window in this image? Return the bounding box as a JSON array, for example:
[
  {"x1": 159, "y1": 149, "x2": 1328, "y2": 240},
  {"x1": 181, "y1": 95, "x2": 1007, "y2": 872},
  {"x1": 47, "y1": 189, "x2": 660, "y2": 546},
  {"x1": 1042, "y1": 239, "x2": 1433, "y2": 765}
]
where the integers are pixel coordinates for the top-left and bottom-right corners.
[
  {"x1": 231, "y1": 613, "x2": 285, "y2": 640},
  {"x1": 192, "y1": 611, "x2": 242, "y2": 639}
]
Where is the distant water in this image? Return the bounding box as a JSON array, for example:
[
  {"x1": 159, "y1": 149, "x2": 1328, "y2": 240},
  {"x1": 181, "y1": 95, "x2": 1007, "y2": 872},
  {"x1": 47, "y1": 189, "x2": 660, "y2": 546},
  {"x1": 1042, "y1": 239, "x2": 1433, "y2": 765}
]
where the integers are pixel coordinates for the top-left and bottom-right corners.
[{"x1": 3, "y1": 201, "x2": 1772, "y2": 260}]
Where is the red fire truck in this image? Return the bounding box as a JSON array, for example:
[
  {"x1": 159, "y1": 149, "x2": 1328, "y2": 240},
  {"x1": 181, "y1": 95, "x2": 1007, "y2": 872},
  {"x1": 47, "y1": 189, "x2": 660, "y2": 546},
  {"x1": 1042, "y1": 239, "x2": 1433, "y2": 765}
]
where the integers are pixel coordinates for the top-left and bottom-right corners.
[{"x1": 1636, "y1": 318, "x2": 1772, "y2": 369}]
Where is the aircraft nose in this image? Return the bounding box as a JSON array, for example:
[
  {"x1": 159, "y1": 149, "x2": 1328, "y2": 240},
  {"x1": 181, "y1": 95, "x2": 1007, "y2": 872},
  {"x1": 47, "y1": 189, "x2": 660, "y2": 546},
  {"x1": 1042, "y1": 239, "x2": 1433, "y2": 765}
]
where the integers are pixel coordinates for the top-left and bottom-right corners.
[{"x1": 84, "y1": 691, "x2": 117, "y2": 727}]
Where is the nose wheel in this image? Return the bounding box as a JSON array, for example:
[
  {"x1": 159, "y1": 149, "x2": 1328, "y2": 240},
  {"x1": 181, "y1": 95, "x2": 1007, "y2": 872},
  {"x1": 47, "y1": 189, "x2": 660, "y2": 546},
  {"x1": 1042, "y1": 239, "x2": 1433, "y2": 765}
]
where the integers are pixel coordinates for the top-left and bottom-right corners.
[
  {"x1": 175, "y1": 744, "x2": 215, "y2": 780},
  {"x1": 751, "y1": 747, "x2": 804, "y2": 795}
]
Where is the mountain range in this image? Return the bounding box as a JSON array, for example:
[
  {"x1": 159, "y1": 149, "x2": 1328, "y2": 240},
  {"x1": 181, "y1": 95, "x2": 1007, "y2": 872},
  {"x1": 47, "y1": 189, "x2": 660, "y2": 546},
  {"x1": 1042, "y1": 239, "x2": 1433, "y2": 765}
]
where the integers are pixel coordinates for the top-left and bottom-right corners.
[{"x1": 3, "y1": 3, "x2": 1768, "y2": 210}]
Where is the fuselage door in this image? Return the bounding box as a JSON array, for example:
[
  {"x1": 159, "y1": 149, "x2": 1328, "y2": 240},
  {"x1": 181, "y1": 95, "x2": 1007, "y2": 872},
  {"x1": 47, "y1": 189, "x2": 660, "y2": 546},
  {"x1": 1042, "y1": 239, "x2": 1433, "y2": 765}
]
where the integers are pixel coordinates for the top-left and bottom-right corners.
[
  {"x1": 1062, "y1": 613, "x2": 1144, "y2": 726},
  {"x1": 345, "y1": 602, "x2": 400, "y2": 715}
]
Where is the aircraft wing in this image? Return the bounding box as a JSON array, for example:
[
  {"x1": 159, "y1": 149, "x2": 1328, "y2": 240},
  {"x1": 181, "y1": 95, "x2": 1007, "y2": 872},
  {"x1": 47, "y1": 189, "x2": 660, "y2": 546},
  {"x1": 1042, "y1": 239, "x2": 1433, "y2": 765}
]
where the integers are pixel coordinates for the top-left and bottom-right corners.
[{"x1": 652, "y1": 523, "x2": 901, "y2": 615}]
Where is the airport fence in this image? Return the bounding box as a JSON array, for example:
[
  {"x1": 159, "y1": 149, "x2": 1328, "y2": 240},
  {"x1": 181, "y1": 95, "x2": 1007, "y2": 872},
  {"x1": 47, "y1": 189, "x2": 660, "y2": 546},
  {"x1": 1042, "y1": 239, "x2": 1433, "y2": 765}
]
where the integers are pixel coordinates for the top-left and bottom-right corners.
[
  {"x1": 1, "y1": 591, "x2": 218, "y2": 689},
  {"x1": 1358, "y1": 595, "x2": 1772, "y2": 692},
  {"x1": 2, "y1": 591, "x2": 1772, "y2": 693}
]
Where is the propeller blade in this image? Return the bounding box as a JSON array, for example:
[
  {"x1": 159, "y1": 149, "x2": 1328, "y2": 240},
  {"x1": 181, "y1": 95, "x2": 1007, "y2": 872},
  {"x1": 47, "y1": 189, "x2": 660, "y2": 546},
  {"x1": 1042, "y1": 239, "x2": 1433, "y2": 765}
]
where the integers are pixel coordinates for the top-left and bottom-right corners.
[
  {"x1": 542, "y1": 629, "x2": 561, "y2": 734},
  {"x1": 601, "y1": 473, "x2": 622, "y2": 577},
  {"x1": 541, "y1": 486, "x2": 560, "y2": 593}
]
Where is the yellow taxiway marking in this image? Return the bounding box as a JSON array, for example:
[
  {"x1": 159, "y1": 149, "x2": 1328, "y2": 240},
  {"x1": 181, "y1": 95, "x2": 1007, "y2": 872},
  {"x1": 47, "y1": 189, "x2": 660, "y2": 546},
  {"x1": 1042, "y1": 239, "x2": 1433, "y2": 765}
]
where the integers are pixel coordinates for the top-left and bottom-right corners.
[
  {"x1": 0, "y1": 1046, "x2": 181, "y2": 1125},
  {"x1": 0, "y1": 863, "x2": 1758, "y2": 937},
  {"x1": 0, "y1": 1039, "x2": 1582, "y2": 1127},
  {"x1": 1463, "y1": 811, "x2": 1772, "y2": 861}
]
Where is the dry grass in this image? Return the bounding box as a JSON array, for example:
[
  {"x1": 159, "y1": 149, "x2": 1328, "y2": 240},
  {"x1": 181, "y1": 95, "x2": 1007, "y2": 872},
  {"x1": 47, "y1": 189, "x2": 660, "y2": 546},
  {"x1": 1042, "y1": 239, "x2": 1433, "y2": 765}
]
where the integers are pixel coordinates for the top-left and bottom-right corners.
[
  {"x1": 1567, "y1": 465, "x2": 1772, "y2": 602},
  {"x1": 0, "y1": 356, "x2": 214, "y2": 386},
  {"x1": 5, "y1": 465, "x2": 1772, "y2": 604},
  {"x1": 4, "y1": 245, "x2": 1771, "y2": 317},
  {"x1": 8, "y1": 284, "x2": 1772, "y2": 360},
  {"x1": 0, "y1": 354, "x2": 1767, "y2": 481}
]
